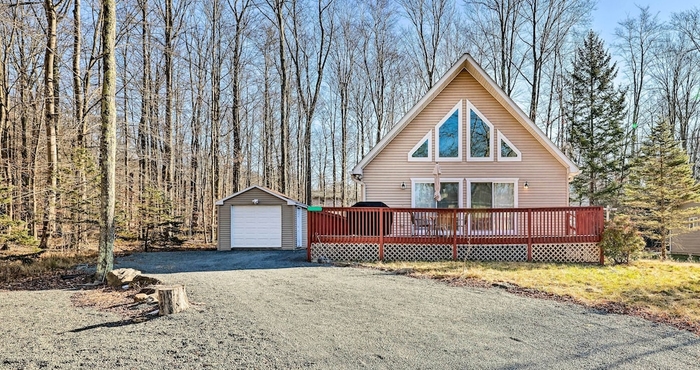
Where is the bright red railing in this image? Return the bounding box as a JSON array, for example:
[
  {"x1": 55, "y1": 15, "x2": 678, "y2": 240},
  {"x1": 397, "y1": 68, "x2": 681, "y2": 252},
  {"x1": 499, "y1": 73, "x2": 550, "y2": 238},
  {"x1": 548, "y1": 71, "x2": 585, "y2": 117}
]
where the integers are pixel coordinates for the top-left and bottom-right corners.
[{"x1": 307, "y1": 206, "x2": 604, "y2": 262}]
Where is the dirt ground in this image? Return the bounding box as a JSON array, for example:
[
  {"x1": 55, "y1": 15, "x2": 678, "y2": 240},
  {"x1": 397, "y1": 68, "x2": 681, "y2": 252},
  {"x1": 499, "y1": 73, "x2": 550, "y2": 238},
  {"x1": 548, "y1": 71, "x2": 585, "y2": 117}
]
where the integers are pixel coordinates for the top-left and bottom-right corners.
[{"x1": 1, "y1": 250, "x2": 699, "y2": 369}]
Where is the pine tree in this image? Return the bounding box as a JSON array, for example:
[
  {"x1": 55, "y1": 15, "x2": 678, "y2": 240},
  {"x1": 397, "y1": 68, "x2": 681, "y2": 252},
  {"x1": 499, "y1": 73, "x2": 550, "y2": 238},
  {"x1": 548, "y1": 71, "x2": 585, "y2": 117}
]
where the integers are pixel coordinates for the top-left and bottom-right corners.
[
  {"x1": 624, "y1": 120, "x2": 700, "y2": 259},
  {"x1": 567, "y1": 31, "x2": 627, "y2": 206}
]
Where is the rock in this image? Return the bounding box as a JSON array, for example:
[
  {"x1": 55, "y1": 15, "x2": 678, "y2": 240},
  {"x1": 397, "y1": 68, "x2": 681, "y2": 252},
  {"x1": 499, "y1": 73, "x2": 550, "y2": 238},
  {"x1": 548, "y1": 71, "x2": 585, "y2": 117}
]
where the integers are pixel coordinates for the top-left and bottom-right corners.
[
  {"x1": 130, "y1": 275, "x2": 162, "y2": 288},
  {"x1": 138, "y1": 286, "x2": 157, "y2": 295},
  {"x1": 106, "y1": 268, "x2": 141, "y2": 288},
  {"x1": 134, "y1": 293, "x2": 149, "y2": 302}
]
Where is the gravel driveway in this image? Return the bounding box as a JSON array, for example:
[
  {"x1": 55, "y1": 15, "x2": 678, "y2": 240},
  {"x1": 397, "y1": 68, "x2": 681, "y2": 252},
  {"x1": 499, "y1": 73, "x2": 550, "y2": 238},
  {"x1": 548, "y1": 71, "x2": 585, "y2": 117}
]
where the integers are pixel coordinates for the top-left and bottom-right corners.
[{"x1": 1, "y1": 250, "x2": 699, "y2": 369}]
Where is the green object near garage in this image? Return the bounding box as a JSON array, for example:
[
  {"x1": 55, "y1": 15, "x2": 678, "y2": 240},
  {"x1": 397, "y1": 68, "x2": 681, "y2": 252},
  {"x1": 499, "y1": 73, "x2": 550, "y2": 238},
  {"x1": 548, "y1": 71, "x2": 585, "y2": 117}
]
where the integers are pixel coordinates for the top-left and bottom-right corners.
[{"x1": 307, "y1": 206, "x2": 323, "y2": 212}]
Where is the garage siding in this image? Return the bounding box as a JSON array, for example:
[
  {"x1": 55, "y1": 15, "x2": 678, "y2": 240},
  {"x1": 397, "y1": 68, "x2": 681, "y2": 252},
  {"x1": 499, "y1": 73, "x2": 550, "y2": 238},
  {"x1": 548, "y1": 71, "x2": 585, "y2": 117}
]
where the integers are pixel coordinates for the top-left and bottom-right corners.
[{"x1": 217, "y1": 187, "x2": 303, "y2": 250}]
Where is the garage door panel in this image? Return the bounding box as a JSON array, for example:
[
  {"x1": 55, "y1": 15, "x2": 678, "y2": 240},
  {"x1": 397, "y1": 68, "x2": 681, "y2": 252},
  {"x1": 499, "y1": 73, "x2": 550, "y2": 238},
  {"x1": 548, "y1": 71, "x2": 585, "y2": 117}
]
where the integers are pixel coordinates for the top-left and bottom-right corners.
[{"x1": 231, "y1": 205, "x2": 282, "y2": 248}]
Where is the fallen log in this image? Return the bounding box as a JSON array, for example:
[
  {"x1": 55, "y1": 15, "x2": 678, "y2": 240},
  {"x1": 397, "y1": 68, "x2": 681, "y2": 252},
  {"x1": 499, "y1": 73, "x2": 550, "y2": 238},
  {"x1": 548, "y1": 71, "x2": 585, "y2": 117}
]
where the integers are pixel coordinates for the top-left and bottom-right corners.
[
  {"x1": 157, "y1": 285, "x2": 190, "y2": 315},
  {"x1": 0, "y1": 250, "x2": 46, "y2": 264}
]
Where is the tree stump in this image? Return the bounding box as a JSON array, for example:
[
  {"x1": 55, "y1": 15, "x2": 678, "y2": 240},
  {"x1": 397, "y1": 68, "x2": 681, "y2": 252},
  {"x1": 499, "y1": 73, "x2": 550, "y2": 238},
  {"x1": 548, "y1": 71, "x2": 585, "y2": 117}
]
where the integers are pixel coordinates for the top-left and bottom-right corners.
[{"x1": 157, "y1": 285, "x2": 190, "y2": 315}]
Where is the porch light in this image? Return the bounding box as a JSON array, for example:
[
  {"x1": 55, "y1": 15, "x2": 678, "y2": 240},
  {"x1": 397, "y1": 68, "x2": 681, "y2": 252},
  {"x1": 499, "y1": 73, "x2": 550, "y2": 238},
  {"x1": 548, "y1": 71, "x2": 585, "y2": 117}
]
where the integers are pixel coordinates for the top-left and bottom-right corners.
[
  {"x1": 401, "y1": 182, "x2": 407, "y2": 190},
  {"x1": 252, "y1": 199, "x2": 259, "y2": 204},
  {"x1": 523, "y1": 181, "x2": 529, "y2": 189}
]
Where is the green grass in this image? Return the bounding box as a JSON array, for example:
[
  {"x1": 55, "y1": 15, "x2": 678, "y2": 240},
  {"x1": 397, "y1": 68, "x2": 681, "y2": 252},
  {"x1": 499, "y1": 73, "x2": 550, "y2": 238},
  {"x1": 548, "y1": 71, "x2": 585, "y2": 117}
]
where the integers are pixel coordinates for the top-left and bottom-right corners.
[{"x1": 363, "y1": 259, "x2": 700, "y2": 323}]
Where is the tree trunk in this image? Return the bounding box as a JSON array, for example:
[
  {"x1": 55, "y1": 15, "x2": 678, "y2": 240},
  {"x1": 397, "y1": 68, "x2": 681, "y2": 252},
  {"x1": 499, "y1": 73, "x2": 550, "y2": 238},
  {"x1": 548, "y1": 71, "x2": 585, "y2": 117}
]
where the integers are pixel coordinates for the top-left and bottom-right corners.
[
  {"x1": 39, "y1": 0, "x2": 59, "y2": 249},
  {"x1": 157, "y1": 285, "x2": 190, "y2": 315},
  {"x1": 97, "y1": 0, "x2": 117, "y2": 280}
]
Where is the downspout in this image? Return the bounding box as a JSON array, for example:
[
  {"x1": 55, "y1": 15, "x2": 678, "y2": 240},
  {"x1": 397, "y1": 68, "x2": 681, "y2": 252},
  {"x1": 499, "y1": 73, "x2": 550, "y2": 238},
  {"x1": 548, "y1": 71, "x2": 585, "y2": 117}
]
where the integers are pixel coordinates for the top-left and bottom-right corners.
[{"x1": 351, "y1": 173, "x2": 365, "y2": 202}]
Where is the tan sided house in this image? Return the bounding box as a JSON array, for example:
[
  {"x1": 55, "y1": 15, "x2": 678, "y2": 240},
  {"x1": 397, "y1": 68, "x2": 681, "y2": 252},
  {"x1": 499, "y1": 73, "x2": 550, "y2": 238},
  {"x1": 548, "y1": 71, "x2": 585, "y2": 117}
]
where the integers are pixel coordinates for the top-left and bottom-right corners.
[
  {"x1": 306, "y1": 54, "x2": 604, "y2": 264},
  {"x1": 351, "y1": 53, "x2": 579, "y2": 210},
  {"x1": 216, "y1": 186, "x2": 307, "y2": 250}
]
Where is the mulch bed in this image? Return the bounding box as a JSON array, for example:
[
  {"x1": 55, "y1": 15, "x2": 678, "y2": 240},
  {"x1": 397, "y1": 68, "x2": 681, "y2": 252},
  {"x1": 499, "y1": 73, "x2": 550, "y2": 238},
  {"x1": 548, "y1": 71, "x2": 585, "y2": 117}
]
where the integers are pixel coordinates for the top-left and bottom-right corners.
[
  {"x1": 1, "y1": 268, "x2": 159, "y2": 323},
  {"x1": 71, "y1": 286, "x2": 160, "y2": 323}
]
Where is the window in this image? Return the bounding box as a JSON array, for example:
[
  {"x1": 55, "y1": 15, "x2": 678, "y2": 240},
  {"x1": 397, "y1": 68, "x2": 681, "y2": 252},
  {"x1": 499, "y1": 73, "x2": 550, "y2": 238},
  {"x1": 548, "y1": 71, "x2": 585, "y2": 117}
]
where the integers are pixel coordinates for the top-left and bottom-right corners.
[
  {"x1": 498, "y1": 130, "x2": 521, "y2": 161},
  {"x1": 408, "y1": 131, "x2": 432, "y2": 161},
  {"x1": 467, "y1": 103, "x2": 494, "y2": 161},
  {"x1": 469, "y1": 181, "x2": 516, "y2": 208},
  {"x1": 467, "y1": 179, "x2": 518, "y2": 233},
  {"x1": 435, "y1": 101, "x2": 462, "y2": 161},
  {"x1": 412, "y1": 179, "x2": 462, "y2": 208},
  {"x1": 690, "y1": 217, "x2": 699, "y2": 229}
]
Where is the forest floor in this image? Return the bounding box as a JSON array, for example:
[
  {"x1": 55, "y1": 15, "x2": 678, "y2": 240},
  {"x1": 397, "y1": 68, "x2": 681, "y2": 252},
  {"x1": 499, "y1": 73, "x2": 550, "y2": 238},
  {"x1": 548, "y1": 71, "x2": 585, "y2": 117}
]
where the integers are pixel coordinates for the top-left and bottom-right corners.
[{"x1": 1, "y1": 250, "x2": 699, "y2": 369}]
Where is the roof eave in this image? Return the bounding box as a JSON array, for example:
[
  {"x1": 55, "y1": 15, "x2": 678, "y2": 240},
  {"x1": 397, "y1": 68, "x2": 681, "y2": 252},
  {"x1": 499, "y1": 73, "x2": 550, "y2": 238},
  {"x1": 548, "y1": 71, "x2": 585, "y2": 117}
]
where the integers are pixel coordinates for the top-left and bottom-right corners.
[{"x1": 352, "y1": 54, "x2": 471, "y2": 175}]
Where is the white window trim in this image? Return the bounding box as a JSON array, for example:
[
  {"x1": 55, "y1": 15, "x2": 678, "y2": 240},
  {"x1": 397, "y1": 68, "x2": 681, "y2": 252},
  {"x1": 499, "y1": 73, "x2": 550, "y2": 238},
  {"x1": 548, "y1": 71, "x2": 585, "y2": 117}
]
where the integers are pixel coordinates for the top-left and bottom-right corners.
[
  {"x1": 466, "y1": 178, "x2": 519, "y2": 208},
  {"x1": 435, "y1": 100, "x2": 463, "y2": 162},
  {"x1": 466, "y1": 101, "x2": 494, "y2": 162},
  {"x1": 407, "y1": 130, "x2": 433, "y2": 162},
  {"x1": 411, "y1": 177, "x2": 464, "y2": 208},
  {"x1": 497, "y1": 130, "x2": 522, "y2": 162},
  {"x1": 690, "y1": 217, "x2": 699, "y2": 229}
]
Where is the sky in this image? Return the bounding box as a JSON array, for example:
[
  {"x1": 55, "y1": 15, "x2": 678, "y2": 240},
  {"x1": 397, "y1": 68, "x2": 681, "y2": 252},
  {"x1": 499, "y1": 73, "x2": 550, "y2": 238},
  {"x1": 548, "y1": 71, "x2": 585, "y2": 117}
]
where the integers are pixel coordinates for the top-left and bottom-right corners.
[{"x1": 591, "y1": 0, "x2": 697, "y2": 43}]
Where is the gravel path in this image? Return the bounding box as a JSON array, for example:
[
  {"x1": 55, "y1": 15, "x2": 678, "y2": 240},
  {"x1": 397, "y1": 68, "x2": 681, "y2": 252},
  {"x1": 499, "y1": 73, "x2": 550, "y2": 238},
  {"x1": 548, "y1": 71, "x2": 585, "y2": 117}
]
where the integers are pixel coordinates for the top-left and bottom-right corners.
[{"x1": 1, "y1": 250, "x2": 699, "y2": 369}]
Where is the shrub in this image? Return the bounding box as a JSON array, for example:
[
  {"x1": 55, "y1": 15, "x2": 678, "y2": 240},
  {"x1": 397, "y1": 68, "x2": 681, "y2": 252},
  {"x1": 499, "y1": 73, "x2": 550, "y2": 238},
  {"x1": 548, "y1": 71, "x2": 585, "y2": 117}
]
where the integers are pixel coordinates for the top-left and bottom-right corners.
[{"x1": 600, "y1": 215, "x2": 645, "y2": 264}]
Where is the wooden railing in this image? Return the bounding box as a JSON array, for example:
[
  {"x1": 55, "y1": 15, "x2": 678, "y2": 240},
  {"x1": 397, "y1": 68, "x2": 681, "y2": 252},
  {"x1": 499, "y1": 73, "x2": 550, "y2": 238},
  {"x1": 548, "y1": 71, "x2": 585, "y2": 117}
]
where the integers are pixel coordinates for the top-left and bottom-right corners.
[{"x1": 307, "y1": 206, "x2": 605, "y2": 262}]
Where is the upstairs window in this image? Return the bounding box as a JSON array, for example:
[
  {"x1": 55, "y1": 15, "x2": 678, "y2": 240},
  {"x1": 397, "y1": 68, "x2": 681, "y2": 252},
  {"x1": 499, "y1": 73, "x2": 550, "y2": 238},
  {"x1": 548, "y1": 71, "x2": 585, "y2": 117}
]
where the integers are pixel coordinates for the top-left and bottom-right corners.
[
  {"x1": 435, "y1": 101, "x2": 462, "y2": 161},
  {"x1": 497, "y1": 130, "x2": 521, "y2": 161},
  {"x1": 468, "y1": 104, "x2": 494, "y2": 161},
  {"x1": 408, "y1": 131, "x2": 432, "y2": 162}
]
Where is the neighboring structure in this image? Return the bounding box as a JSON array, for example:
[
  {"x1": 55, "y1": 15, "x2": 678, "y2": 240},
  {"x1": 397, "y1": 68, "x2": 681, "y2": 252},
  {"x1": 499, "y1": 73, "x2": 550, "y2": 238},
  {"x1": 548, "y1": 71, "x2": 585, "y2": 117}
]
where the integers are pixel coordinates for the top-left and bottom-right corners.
[
  {"x1": 216, "y1": 186, "x2": 307, "y2": 250},
  {"x1": 671, "y1": 203, "x2": 700, "y2": 256},
  {"x1": 351, "y1": 53, "x2": 579, "y2": 209}
]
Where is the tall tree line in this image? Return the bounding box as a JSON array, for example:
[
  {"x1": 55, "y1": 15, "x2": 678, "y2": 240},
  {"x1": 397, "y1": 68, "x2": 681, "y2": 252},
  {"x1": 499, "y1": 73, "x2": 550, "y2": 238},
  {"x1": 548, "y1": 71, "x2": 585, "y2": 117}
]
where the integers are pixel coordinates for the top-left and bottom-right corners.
[{"x1": 1, "y1": 1, "x2": 699, "y2": 249}]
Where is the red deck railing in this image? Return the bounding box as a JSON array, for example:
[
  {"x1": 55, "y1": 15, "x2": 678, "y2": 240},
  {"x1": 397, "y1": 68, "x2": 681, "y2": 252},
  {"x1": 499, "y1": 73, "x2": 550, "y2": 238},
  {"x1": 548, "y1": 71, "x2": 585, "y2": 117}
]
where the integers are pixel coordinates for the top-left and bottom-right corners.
[{"x1": 307, "y1": 206, "x2": 605, "y2": 262}]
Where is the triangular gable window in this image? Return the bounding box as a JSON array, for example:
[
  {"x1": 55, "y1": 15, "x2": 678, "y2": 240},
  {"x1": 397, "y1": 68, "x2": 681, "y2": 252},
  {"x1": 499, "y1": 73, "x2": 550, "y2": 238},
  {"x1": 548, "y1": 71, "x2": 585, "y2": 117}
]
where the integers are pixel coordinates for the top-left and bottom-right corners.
[
  {"x1": 467, "y1": 103, "x2": 494, "y2": 161},
  {"x1": 497, "y1": 130, "x2": 521, "y2": 161},
  {"x1": 408, "y1": 131, "x2": 432, "y2": 161},
  {"x1": 435, "y1": 100, "x2": 462, "y2": 161}
]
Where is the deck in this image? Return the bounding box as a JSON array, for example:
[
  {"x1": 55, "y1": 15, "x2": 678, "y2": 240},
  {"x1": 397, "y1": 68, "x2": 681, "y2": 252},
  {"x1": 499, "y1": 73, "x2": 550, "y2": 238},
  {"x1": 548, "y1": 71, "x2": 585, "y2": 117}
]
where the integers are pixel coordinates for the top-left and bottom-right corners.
[{"x1": 307, "y1": 206, "x2": 605, "y2": 263}]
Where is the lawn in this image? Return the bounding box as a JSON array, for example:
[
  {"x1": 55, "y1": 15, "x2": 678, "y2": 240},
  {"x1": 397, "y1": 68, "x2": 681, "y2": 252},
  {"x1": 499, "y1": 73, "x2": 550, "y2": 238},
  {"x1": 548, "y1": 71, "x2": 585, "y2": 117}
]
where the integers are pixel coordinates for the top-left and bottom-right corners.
[{"x1": 363, "y1": 259, "x2": 700, "y2": 330}]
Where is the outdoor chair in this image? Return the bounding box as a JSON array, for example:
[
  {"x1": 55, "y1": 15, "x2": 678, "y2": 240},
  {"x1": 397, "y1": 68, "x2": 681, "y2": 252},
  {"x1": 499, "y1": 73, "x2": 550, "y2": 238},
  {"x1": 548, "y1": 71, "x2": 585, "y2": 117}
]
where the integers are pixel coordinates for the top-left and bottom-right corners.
[{"x1": 410, "y1": 212, "x2": 434, "y2": 235}]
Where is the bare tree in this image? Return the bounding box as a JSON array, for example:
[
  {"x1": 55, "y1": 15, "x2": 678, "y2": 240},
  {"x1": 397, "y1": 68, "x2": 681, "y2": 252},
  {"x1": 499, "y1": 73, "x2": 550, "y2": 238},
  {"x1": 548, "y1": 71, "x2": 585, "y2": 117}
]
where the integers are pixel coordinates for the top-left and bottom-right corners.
[
  {"x1": 399, "y1": 0, "x2": 453, "y2": 90},
  {"x1": 466, "y1": 0, "x2": 524, "y2": 96},
  {"x1": 288, "y1": 0, "x2": 334, "y2": 204},
  {"x1": 39, "y1": 0, "x2": 65, "y2": 249},
  {"x1": 227, "y1": 0, "x2": 254, "y2": 194},
  {"x1": 520, "y1": 0, "x2": 592, "y2": 124},
  {"x1": 97, "y1": 0, "x2": 117, "y2": 280},
  {"x1": 615, "y1": 5, "x2": 662, "y2": 156}
]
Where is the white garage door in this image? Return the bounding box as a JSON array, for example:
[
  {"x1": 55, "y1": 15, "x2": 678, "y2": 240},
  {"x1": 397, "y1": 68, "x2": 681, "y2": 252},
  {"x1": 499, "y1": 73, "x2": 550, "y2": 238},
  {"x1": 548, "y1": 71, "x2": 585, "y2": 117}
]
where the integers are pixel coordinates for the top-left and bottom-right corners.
[{"x1": 231, "y1": 205, "x2": 282, "y2": 248}]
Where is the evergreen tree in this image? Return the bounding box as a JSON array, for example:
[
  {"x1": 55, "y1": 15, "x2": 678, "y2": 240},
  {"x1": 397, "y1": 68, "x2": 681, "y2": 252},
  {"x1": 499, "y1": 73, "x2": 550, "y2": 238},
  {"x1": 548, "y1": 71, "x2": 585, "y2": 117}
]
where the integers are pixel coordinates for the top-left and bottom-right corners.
[
  {"x1": 624, "y1": 120, "x2": 700, "y2": 259},
  {"x1": 567, "y1": 31, "x2": 627, "y2": 206}
]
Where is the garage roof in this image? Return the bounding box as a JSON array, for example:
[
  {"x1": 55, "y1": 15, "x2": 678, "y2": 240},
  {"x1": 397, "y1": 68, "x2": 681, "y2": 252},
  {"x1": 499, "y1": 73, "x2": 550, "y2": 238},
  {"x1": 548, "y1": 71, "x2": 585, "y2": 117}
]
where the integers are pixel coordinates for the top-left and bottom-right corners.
[{"x1": 215, "y1": 185, "x2": 307, "y2": 208}]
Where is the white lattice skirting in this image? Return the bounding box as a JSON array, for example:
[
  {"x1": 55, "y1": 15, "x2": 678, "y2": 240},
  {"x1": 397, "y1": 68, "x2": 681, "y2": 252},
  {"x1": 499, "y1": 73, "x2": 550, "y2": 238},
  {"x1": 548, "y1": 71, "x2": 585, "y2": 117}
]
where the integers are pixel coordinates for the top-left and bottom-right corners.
[
  {"x1": 310, "y1": 243, "x2": 600, "y2": 263},
  {"x1": 310, "y1": 243, "x2": 379, "y2": 262},
  {"x1": 384, "y1": 244, "x2": 452, "y2": 261},
  {"x1": 532, "y1": 243, "x2": 600, "y2": 263}
]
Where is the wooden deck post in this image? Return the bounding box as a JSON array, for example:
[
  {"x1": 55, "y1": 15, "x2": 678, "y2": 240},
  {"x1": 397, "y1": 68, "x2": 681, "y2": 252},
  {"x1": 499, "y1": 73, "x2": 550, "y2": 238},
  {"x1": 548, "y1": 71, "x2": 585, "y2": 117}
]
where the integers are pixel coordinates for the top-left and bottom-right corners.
[
  {"x1": 452, "y1": 208, "x2": 457, "y2": 261},
  {"x1": 378, "y1": 208, "x2": 384, "y2": 261},
  {"x1": 527, "y1": 209, "x2": 533, "y2": 262},
  {"x1": 307, "y1": 210, "x2": 313, "y2": 262}
]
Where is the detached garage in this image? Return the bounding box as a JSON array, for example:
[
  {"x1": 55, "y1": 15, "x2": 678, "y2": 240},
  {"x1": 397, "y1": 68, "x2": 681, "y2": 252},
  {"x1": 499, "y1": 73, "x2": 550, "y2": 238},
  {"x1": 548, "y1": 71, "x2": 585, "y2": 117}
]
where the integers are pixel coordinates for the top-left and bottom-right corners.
[{"x1": 216, "y1": 186, "x2": 307, "y2": 250}]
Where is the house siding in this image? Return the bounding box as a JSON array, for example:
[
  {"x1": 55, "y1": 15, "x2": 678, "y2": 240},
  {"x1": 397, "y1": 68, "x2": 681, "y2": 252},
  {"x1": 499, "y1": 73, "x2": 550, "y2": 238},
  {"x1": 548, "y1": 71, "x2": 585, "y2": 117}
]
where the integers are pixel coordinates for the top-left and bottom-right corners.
[
  {"x1": 363, "y1": 69, "x2": 569, "y2": 208},
  {"x1": 672, "y1": 231, "x2": 700, "y2": 256},
  {"x1": 217, "y1": 188, "x2": 300, "y2": 250}
]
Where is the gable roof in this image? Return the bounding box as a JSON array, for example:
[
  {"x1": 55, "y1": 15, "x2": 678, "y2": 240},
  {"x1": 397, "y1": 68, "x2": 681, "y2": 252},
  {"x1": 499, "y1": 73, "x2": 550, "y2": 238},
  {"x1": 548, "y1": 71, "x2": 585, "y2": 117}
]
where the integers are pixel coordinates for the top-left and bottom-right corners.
[
  {"x1": 351, "y1": 53, "x2": 579, "y2": 178},
  {"x1": 215, "y1": 185, "x2": 307, "y2": 207}
]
